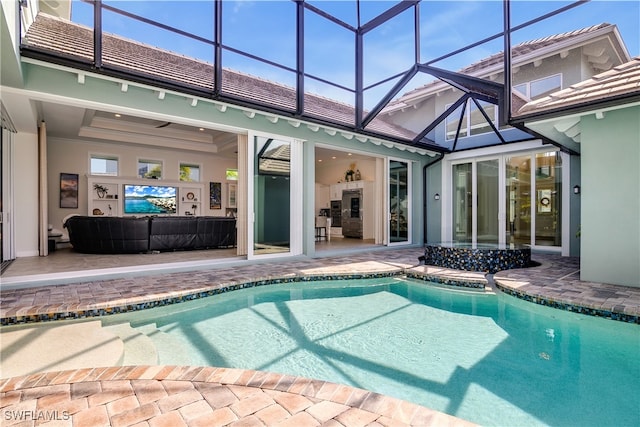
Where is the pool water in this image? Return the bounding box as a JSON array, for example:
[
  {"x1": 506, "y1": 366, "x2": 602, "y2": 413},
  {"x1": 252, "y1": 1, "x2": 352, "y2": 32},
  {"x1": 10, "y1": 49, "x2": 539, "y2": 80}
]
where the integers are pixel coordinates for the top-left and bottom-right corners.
[{"x1": 105, "y1": 278, "x2": 640, "y2": 426}]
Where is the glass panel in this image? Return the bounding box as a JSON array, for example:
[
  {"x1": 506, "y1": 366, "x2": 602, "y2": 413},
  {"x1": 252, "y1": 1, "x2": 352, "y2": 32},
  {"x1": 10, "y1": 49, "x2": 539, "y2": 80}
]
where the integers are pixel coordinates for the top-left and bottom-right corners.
[
  {"x1": 91, "y1": 156, "x2": 118, "y2": 176},
  {"x1": 445, "y1": 103, "x2": 467, "y2": 140},
  {"x1": 254, "y1": 136, "x2": 290, "y2": 255},
  {"x1": 452, "y1": 163, "x2": 472, "y2": 243},
  {"x1": 477, "y1": 160, "x2": 499, "y2": 244},
  {"x1": 535, "y1": 152, "x2": 562, "y2": 246},
  {"x1": 138, "y1": 160, "x2": 162, "y2": 179},
  {"x1": 389, "y1": 160, "x2": 408, "y2": 243},
  {"x1": 179, "y1": 164, "x2": 200, "y2": 182},
  {"x1": 469, "y1": 101, "x2": 495, "y2": 136},
  {"x1": 530, "y1": 74, "x2": 562, "y2": 100},
  {"x1": 506, "y1": 155, "x2": 532, "y2": 246}
]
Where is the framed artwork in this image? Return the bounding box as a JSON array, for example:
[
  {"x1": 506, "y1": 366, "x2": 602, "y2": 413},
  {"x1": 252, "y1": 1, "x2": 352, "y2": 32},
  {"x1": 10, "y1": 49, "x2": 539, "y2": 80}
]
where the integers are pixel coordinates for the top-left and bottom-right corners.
[
  {"x1": 228, "y1": 183, "x2": 237, "y2": 208},
  {"x1": 60, "y1": 173, "x2": 79, "y2": 208},
  {"x1": 209, "y1": 182, "x2": 222, "y2": 209}
]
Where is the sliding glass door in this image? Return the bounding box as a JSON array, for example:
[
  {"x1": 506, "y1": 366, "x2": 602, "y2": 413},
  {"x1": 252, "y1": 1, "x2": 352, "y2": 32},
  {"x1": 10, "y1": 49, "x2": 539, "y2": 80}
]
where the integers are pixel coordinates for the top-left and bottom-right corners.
[
  {"x1": 449, "y1": 150, "x2": 563, "y2": 249},
  {"x1": 389, "y1": 160, "x2": 410, "y2": 244},
  {"x1": 506, "y1": 152, "x2": 562, "y2": 247},
  {"x1": 251, "y1": 135, "x2": 298, "y2": 257},
  {"x1": 452, "y1": 160, "x2": 499, "y2": 244}
]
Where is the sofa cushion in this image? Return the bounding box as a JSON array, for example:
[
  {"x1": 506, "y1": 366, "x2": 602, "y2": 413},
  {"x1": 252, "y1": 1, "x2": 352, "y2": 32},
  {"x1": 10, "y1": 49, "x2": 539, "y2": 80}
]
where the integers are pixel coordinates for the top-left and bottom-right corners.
[
  {"x1": 65, "y1": 216, "x2": 150, "y2": 254},
  {"x1": 149, "y1": 216, "x2": 198, "y2": 251}
]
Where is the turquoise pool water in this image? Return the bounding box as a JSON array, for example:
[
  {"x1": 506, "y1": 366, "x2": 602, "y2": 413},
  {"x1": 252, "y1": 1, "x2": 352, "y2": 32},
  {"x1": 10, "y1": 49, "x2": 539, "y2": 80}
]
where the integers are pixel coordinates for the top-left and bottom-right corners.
[{"x1": 105, "y1": 277, "x2": 640, "y2": 426}]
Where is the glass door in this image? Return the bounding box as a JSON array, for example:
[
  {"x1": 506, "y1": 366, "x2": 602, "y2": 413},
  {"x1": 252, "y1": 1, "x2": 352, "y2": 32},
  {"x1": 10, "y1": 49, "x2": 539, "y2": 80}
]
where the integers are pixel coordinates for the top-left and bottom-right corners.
[
  {"x1": 477, "y1": 159, "x2": 499, "y2": 244},
  {"x1": 389, "y1": 160, "x2": 409, "y2": 243},
  {"x1": 452, "y1": 163, "x2": 472, "y2": 242},
  {"x1": 252, "y1": 136, "x2": 291, "y2": 256},
  {"x1": 505, "y1": 151, "x2": 562, "y2": 248},
  {"x1": 452, "y1": 159, "x2": 499, "y2": 245}
]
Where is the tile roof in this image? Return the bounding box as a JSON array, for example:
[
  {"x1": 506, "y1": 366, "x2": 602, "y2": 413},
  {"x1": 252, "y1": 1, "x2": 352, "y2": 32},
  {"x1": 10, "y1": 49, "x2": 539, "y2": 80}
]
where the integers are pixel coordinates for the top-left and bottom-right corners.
[
  {"x1": 385, "y1": 23, "x2": 615, "y2": 109},
  {"x1": 459, "y1": 23, "x2": 613, "y2": 74},
  {"x1": 517, "y1": 56, "x2": 640, "y2": 115},
  {"x1": 21, "y1": 13, "x2": 417, "y2": 141}
]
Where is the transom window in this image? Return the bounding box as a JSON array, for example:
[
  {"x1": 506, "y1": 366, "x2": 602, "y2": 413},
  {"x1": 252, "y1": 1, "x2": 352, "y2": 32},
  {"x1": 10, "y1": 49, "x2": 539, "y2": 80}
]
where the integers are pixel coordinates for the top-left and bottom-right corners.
[
  {"x1": 138, "y1": 159, "x2": 162, "y2": 179},
  {"x1": 90, "y1": 155, "x2": 118, "y2": 176},
  {"x1": 226, "y1": 169, "x2": 238, "y2": 181},
  {"x1": 180, "y1": 163, "x2": 200, "y2": 182}
]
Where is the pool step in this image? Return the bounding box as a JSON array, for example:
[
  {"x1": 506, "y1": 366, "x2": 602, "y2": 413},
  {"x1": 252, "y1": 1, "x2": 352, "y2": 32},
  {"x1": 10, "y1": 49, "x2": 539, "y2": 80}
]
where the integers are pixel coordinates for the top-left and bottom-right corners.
[
  {"x1": 0, "y1": 320, "x2": 124, "y2": 378},
  {"x1": 132, "y1": 323, "x2": 195, "y2": 365},
  {"x1": 103, "y1": 322, "x2": 158, "y2": 365}
]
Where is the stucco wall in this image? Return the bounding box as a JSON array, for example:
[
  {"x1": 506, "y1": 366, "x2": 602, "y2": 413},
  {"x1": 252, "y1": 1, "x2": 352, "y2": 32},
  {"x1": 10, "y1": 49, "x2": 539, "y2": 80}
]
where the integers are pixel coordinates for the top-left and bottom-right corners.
[{"x1": 580, "y1": 106, "x2": 640, "y2": 286}]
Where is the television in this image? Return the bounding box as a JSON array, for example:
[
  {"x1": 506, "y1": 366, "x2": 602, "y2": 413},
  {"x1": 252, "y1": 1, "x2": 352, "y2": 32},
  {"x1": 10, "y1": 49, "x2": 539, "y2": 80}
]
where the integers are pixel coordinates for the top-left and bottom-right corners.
[{"x1": 123, "y1": 184, "x2": 177, "y2": 214}]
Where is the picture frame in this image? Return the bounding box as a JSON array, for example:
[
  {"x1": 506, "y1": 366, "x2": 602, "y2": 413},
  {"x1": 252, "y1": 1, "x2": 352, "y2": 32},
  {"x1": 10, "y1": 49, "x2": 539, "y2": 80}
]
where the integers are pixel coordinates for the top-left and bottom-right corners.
[
  {"x1": 209, "y1": 182, "x2": 222, "y2": 209},
  {"x1": 228, "y1": 183, "x2": 237, "y2": 208},
  {"x1": 60, "y1": 173, "x2": 79, "y2": 208}
]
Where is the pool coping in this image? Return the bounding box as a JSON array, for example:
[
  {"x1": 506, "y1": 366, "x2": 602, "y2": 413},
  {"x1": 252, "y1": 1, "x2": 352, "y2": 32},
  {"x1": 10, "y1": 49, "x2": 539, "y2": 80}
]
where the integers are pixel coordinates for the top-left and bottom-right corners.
[{"x1": 0, "y1": 365, "x2": 477, "y2": 427}]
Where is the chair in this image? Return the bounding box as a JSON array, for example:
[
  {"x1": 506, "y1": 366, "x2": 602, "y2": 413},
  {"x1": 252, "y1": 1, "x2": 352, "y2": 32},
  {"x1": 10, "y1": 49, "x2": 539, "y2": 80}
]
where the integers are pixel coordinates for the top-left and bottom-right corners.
[{"x1": 315, "y1": 216, "x2": 331, "y2": 242}]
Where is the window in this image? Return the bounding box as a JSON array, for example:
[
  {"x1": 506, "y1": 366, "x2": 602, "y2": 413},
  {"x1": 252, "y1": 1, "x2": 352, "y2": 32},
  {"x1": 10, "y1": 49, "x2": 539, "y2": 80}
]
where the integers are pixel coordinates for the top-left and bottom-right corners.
[
  {"x1": 445, "y1": 99, "x2": 497, "y2": 140},
  {"x1": 180, "y1": 163, "x2": 200, "y2": 182},
  {"x1": 513, "y1": 74, "x2": 562, "y2": 101},
  {"x1": 226, "y1": 169, "x2": 238, "y2": 180},
  {"x1": 90, "y1": 155, "x2": 118, "y2": 176},
  {"x1": 138, "y1": 159, "x2": 162, "y2": 179}
]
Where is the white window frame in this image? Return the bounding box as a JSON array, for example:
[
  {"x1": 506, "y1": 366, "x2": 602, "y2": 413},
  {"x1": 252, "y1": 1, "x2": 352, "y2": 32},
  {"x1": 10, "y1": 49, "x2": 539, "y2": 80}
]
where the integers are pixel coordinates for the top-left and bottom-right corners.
[
  {"x1": 90, "y1": 153, "x2": 119, "y2": 176},
  {"x1": 247, "y1": 130, "x2": 303, "y2": 260},
  {"x1": 179, "y1": 162, "x2": 202, "y2": 182},
  {"x1": 445, "y1": 99, "x2": 499, "y2": 141},
  {"x1": 513, "y1": 73, "x2": 563, "y2": 100},
  {"x1": 137, "y1": 158, "x2": 164, "y2": 180},
  {"x1": 441, "y1": 141, "x2": 570, "y2": 254}
]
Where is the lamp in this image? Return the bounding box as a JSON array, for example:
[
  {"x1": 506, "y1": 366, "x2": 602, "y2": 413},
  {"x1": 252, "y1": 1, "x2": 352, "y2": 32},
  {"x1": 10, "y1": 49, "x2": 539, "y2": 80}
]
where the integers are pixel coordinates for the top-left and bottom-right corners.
[
  {"x1": 573, "y1": 185, "x2": 581, "y2": 195},
  {"x1": 434, "y1": 193, "x2": 440, "y2": 201}
]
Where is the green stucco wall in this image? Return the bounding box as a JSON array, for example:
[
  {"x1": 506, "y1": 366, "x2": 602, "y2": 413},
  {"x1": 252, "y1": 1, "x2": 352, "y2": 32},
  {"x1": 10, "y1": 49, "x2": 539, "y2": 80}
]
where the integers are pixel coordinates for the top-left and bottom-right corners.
[{"x1": 580, "y1": 106, "x2": 640, "y2": 286}]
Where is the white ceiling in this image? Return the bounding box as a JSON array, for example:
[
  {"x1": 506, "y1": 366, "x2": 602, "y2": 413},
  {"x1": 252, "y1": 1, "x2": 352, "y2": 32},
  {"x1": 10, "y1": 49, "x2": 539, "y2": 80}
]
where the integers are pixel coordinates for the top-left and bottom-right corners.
[{"x1": 38, "y1": 101, "x2": 375, "y2": 163}]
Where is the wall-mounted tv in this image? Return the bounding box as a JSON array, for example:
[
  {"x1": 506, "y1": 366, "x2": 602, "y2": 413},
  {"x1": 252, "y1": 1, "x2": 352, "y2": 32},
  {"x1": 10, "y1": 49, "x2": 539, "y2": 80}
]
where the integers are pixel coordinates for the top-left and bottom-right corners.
[{"x1": 123, "y1": 184, "x2": 177, "y2": 214}]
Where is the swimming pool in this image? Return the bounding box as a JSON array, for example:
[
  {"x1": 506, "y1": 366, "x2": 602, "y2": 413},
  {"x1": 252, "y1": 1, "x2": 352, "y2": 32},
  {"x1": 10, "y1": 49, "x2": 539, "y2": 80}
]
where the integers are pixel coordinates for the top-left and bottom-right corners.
[{"x1": 103, "y1": 277, "x2": 639, "y2": 426}]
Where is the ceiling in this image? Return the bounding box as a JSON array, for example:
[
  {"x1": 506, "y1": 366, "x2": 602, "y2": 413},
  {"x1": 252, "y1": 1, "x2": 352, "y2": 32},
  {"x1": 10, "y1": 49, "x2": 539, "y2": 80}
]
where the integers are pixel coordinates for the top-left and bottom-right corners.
[{"x1": 38, "y1": 102, "x2": 372, "y2": 163}]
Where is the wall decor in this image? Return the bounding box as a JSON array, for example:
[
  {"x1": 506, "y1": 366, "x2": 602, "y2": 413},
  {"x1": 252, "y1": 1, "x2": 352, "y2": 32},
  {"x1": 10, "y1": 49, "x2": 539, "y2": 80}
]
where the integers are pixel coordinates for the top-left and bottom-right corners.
[
  {"x1": 60, "y1": 173, "x2": 79, "y2": 208},
  {"x1": 210, "y1": 182, "x2": 222, "y2": 209},
  {"x1": 228, "y1": 183, "x2": 237, "y2": 208}
]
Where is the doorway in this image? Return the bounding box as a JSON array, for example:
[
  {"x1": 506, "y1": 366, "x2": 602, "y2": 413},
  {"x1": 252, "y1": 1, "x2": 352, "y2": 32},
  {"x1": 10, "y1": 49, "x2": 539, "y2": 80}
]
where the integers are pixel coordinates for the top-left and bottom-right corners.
[{"x1": 446, "y1": 150, "x2": 564, "y2": 250}]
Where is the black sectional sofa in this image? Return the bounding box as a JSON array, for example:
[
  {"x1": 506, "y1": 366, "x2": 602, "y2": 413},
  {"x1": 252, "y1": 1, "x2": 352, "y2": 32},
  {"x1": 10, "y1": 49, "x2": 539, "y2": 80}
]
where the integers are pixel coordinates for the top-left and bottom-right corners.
[{"x1": 65, "y1": 216, "x2": 236, "y2": 254}]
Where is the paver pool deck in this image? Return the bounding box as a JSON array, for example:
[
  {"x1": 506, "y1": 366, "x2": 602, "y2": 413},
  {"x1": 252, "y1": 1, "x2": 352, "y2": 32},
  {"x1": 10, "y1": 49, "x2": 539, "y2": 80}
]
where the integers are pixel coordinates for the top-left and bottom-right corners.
[{"x1": 1, "y1": 248, "x2": 638, "y2": 426}]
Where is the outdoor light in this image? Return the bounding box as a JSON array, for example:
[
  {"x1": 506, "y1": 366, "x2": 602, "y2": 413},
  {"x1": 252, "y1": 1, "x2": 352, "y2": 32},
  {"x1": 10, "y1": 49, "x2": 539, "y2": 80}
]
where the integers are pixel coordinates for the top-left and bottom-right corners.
[
  {"x1": 573, "y1": 185, "x2": 581, "y2": 194},
  {"x1": 434, "y1": 193, "x2": 440, "y2": 201}
]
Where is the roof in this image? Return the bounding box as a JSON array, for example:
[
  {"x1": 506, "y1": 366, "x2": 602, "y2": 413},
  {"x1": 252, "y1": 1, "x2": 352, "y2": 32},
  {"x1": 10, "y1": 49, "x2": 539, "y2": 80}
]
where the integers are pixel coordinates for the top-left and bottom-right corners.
[
  {"x1": 517, "y1": 56, "x2": 640, "y2": 116},
  {"x1": 385, "y1": 23, "x2": 618, "y2": 111},
  {"x1": 21, "y1": 13, "x2": 416, "y2": 141}
]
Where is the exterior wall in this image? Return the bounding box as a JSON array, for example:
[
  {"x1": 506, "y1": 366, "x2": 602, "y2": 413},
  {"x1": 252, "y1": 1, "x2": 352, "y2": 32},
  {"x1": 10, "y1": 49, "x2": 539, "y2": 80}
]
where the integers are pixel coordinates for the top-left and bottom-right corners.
[
  {"x1": 569, "y1": 154, "x2": 581, "y2": 257},
  {"x1": 6, "y1": 60, "x2": 430, "y2": 261},
  {"x1": 580, "y1": 106, "x2": 640, "y2": 286},
  {"x1": 425, "y1": 160, "x2": 443, "y2": 243}
]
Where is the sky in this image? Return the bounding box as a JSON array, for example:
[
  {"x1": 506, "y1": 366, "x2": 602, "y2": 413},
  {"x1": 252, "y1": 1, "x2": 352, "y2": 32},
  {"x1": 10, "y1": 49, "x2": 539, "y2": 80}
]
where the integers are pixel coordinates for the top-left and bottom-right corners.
[{"x1": 70, "y1": 1, "x2": 640, "y2": 107}]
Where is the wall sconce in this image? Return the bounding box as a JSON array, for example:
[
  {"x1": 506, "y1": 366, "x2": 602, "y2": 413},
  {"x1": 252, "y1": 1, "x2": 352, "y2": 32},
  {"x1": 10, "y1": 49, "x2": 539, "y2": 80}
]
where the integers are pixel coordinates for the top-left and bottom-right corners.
[
  {"x1": 434, "y1": 193, "x2": 440, "y2": 201},
  {"x1": 573, "y1": 185, "x2": 581, "y2": 195}
]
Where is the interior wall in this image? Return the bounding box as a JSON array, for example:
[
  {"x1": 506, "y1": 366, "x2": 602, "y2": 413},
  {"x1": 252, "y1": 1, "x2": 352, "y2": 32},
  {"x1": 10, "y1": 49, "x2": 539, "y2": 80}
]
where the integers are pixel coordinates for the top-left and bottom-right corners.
[
  {"x1": 46, "y1": 137, "x2": 238, "y2": 232},
  {"x1": 315, "y1": 156, "x2": 376, "y2": 185},
  {"x1": 580, "y1": 106, "x2": 640, "y2": 287}
]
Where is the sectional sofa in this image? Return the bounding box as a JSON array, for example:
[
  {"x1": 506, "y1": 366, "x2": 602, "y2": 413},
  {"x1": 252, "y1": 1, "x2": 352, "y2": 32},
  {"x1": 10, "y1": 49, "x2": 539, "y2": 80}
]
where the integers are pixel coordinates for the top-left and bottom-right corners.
[{"x1": 64, "y1": 216, "x2": 236, "y2": 254}]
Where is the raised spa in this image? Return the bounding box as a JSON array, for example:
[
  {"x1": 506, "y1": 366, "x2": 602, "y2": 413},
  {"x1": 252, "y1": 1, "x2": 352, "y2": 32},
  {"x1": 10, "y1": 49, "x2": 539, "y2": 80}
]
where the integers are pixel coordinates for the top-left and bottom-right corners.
[{"x1": 423, "y1": 242, "x2": 531, "y2": 273}]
